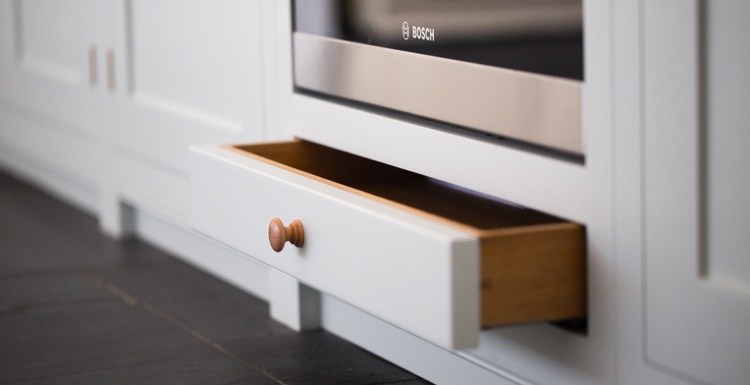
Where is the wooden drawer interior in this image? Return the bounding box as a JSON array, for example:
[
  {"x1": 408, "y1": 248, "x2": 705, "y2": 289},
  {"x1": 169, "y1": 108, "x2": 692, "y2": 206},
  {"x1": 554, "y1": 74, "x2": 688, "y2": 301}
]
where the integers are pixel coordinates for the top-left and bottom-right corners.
[{"x1": 229, "y1": 140, "x2": 586, "y2": 327}]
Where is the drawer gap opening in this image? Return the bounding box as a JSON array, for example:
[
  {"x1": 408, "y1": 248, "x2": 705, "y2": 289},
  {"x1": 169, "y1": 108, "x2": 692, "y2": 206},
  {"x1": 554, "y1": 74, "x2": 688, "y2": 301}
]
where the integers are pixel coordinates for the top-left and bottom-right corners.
[{"x1": 233, "y1": 140, "x2": 563, "y2": 231}]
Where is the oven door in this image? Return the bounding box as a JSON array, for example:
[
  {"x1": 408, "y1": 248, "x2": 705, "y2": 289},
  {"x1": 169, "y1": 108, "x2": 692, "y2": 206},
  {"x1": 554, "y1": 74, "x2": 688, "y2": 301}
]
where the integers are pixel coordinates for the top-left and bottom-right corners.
[{"x1": 293, "y1": 0, "x2": 584, "y2": 156}]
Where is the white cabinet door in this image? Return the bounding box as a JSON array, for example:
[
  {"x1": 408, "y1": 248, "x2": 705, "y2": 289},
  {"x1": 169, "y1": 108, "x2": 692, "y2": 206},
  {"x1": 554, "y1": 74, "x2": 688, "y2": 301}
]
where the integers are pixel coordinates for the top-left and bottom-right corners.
[
  {"x1": 110, "y1": 0, "x2": 265, "y2": 217},
  {"x1": 644, "y1": 2, "x2": 750, "y2": 384},
  {"x1": 0, "y1": 0, "x2": 111, "y2": 136},
  {"x1": 0, "y1": 0, "x2": 113, "y2": 193}
]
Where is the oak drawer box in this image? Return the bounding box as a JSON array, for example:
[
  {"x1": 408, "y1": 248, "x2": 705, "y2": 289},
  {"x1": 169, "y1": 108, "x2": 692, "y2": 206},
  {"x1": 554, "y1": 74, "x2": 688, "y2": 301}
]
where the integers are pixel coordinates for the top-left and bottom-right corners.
[{"x1": 190, "y1": 140, "x2": 585, "y2": 349}]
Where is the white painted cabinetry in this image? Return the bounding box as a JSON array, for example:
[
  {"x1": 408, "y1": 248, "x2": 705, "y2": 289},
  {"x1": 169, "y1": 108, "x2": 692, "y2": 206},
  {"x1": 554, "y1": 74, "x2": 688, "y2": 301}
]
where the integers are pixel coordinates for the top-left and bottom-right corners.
[
  {"x1": 2, "y1": 1, "x2": 749, "y2": 385},
  {"x1": 0, "y1": 0, "x2": 267, "y2": 221},
  {"x1": 109, "y1": 0, "x2": 266, "y2": 220},
  {"x1": 0, "y1": 0, "x2": 112, "y2": 209},
  {"x1": 642, "y1": 1, "x2": 750, "y2": 384},
  {"x1": 0, "y1": 0, "x2": 111, "y2": 133},
  {"x1": 265, "y1": 1, "x2": 750, "y2": 385}
]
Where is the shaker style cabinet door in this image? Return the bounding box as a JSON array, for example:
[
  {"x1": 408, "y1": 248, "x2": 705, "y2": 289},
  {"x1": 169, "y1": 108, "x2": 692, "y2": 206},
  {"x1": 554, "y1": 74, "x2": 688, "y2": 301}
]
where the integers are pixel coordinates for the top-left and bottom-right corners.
[
  {"x1": 0, "y1": 0, "x2": 111, "y2": 134},
  {"x1": 643, "y1": 2, "x2": 750, "y2": 384},
  {"x1": 110, "y1": 0, "x2": 266, "y2": 218},
  {"x1": 0, "y1": 0, "x2": 112, "y2": 185}
]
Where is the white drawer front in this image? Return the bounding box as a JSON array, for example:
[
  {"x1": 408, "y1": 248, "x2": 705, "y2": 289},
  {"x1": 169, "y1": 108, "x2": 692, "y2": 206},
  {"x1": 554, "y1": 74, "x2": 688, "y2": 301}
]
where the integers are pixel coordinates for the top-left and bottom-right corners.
[{"x1": 190, "y1": 144, "x2": 480, "y2": 349}]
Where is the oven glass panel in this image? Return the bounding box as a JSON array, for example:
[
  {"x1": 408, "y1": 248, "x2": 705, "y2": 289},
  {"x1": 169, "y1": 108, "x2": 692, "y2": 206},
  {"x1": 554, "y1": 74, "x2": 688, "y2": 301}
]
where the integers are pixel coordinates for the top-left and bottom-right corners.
[{"x1": 295, "y1": 0, "x2": 583, "y2": 80}]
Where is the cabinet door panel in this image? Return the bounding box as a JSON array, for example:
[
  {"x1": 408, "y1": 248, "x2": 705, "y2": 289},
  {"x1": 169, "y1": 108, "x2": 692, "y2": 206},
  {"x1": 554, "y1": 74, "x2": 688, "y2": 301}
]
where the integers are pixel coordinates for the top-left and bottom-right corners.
[
  {"x1": 115, "y1": 0, "x2": 264, "y2": 174},
  {"x1": 702, "y1": 2, "x2": 750, "y2": 287},
  {"x1": 0, "y1": 0, "x2": 110, "y2": 137},
  {"x1": 128, "y1": 0, "x2": 246, "y2": 129},
  {"x1": 644, "y1": 2, "x2": 750, "y2": 384}
]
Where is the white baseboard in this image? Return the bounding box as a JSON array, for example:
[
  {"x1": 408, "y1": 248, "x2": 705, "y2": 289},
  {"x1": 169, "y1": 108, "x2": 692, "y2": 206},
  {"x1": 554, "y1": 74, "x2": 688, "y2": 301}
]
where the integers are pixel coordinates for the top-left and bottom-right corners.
[
  {"x1": 0, "y1": 146, "x2": 98, "y2": 217},
  {"x1": 320, "y1": 294, "x2": 525, "y2": 385}
]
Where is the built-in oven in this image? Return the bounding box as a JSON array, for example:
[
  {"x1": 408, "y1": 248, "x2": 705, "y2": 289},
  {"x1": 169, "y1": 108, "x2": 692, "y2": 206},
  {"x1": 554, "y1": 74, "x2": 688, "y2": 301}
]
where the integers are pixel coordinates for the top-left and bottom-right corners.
[{"x1": 293, "y1": 0, "x2": 584, "y2": 156}]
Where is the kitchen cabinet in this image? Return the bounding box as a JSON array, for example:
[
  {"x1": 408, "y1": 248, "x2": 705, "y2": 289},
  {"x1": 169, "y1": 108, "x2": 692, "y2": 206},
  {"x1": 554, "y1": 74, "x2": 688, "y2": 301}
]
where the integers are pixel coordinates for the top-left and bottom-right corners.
[
  {"x1": 0, "y1": 0, "x2": 111, "y2": 133},
  {"x1": 0, "y1": 0, "x2": 288, "y2": 331},
  {"x1": 0, "y1": 0, "x2": 267, "y2": 221},
  {"x1": 262, "y1": 1, "x2": 750, "y2": 385},
  {"x1": 0, "y1": 0, "x2": 112, "y2": 201},
  {"x1": 642, "y1": 1, "x2": 750, "y2": 384},
  {"x1": 110, "y1": 0, "x2": 266, "y2": 220},
  {"x1": 2, "y1": 1, "x2": 750, "y2": 384}
]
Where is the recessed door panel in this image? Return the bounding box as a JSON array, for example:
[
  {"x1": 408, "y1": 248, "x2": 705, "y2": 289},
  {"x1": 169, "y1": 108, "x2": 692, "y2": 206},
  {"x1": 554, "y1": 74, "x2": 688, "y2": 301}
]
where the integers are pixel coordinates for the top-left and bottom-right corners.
[
  {"x1": 14, "y1": 0, "x2": 106, "y2": 84},
  {"x1": 702, "y1": 1, "x2": 750, "y2": 287},
  {"x1": 0, "y1": 0, "x2": 110, "y2": 137},
  {"x1": 116, "y1": 0, "x2": 265, "y2": 176},
  {"x1": 128, "y1": 0, "x2": 248, "y2": 131},
  {"x1": 644, "y1": 2, "x2": 750, "y2": 384}
]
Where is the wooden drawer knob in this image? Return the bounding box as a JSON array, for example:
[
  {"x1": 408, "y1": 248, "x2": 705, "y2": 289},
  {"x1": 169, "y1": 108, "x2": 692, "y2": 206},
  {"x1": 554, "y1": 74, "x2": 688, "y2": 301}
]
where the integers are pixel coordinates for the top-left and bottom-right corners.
[{"x1": 268, "y1": 218, "x2": 304, "y2": 252}]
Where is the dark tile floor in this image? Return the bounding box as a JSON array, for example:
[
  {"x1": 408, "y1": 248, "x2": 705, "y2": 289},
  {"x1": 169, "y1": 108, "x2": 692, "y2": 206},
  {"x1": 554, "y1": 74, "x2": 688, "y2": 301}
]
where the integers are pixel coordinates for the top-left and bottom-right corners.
[{"x1": 0, "y1": 171, "x2": 431, "y2": 385}]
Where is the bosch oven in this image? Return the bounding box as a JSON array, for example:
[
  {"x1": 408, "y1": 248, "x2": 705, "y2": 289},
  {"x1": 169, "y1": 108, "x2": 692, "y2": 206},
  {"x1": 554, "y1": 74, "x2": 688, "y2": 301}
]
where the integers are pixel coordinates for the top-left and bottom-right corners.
[{"x1": 293, "y1": 0, "x2": 584, "y2": 156}]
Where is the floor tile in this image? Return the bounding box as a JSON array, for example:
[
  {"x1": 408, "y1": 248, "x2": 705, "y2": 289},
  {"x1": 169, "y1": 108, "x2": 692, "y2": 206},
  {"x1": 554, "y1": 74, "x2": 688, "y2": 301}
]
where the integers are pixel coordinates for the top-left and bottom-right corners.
[
  {"x1": 90, "y1": 261, "x2": 292, "y2": 341},
  {"x1": 0, "y1": 300, "x2": 275, "y2": 385},
  {"x1": 0, "y1": 175, "x2": 173, "y2": 275},
  {"x1": 0, "y1": 271, "x2": 111, "y2": 315},
  {"x1": 220, "y1": 331, "x2": 423, "y2": 385}
]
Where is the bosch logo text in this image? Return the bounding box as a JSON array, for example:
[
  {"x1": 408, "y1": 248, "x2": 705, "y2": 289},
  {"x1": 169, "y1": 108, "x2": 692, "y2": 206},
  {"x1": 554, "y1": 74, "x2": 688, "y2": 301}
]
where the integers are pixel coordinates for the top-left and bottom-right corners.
[{"x1": 402, "y1": 22, "x2": 435, "y2": 42}]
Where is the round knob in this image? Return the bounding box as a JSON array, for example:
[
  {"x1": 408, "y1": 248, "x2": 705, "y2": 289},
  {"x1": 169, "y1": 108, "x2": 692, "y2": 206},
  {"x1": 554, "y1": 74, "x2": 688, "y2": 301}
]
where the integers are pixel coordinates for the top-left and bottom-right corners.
[{"x1": 268, "y1": 218, "x2": 304, "y2": 252}]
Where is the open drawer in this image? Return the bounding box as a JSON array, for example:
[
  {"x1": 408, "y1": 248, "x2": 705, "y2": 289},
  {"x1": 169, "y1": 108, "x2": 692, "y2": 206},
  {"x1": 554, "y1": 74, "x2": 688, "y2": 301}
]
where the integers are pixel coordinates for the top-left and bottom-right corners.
[{"x1": 190, "y1": 140, "x2": 585, "y2": 349}]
